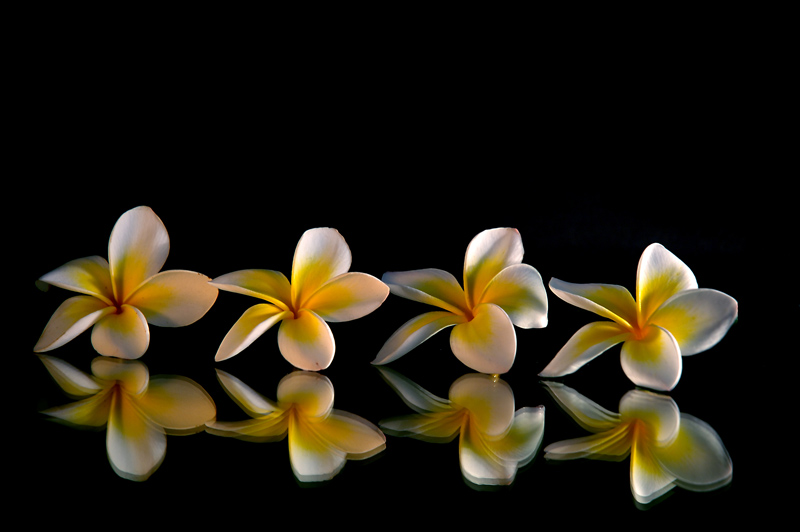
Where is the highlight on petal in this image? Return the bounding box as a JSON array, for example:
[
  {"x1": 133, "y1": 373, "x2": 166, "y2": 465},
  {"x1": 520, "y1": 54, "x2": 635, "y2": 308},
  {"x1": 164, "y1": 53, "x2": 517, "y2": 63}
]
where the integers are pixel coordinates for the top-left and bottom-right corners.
[
  {"x1": 450, "y1": 303, "x2": 517, "y2": 374},
  {"x1": 463, "y1": 228, "x2": 524, "y2": 310},
  {"x1": 126, "y1": 270, "x2": 218, "y2": 327},
  {"x1": 636, "y1": 243, "x2": 698, "y2": 322},
  {"x1": 291, "y1": 228, "x2": 352, "y2": 308},
  {"x1": 630, "y1": 432, "x2": 676, "y2": 504},
  {"x1": 91, "y1": 356, "x2": 150, "y2": 396},
  {"x1": 449, "y1": 373, "x2": 515, "y2": 437},
  {"x1": 215, "y1": 369, "x2": 279, "y2": 416},
  {"x1": 277, "y1": 310, "x2": 336, "y2": 371},
  {"x1": 540, "y1": 381, "x2": 621, "y2": 433},
  {"x1": 376, "y1": 367, "x2": 453, "y2": 414},
  {"x1": 619, "y1": 390, "x2": 681, "y2": 447},
  {"x1": 38, "y1": 256, "x2": 114, "y2": 304},
  {"x1": 106, "y1": 391, "x2": 167, "y2": 481},
  {"x1": 382, "y1": 269, "x2": 468, "y2": 315},
  {"x1": 480, "y1": 263, "x2": 548, "y2": 328},
  {"x1": 215, "y1": 304, "x2": 290, "y2": 362},
  {"x1": 108, "y1": 206, "x2": 170, "y2": 303},
  {"x1": 210, "y1": 269, "x2": 292, "y2": 310},
  {"x1": 648, "y1": 288, "x2": 738, "y2": 356},
  {"x1": 139, "y1": 376, "x2": 216, "y2": 434},
  {"x1": 288, "y1": 415, "x2": 348, "y2": 483},
  {"x1": 539, "y1": 321, "x2": 630, "y2": 378},
  {"x1": 37, "y1": 354, "x2": 103, "y2": 398},
  {"x1": 276, "y1": 371, "x2": 334, "y2": 419},
  {"x1": 310, "y1": 410, "x2": 386, "y2": 459},
  {"x1": 34, "y1": 295, "x2": 115, "y2": 352},
  {"x1": 303, "y1": 272, "x2": 389, "y2": 322},
  {"x1": 91, "y1": 304, "x2": 151, "y2": 359},
  {"x1": 620, "y1": 325, "x2": 682, "y2": 392},
  {"x1": 372, "y1": 311, "x2": 466, "y2": 366},
  {"x1": 549, "y1": 278, "x2": 638, "y2": 330}
]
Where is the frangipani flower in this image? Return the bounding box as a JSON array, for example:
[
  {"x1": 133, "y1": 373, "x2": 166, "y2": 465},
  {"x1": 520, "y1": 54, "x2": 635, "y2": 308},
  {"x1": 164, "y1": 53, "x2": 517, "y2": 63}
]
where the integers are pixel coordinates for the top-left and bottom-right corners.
[
  {"x1": 373, "y1": 228, "x2": 547, "y2": 374},
  {"x1": 207, "y1": 369, "x2": 386, "y2": 482},
  {"x1": 541, "y1": 381, "x2": 732, "y2": 505},
  {"x1": 210, "y1": 228, "x2": 389, "y2": 371},
  {"x1": 378, "y1": 367, "x2": 545, "y2": 486},
  {"x1": 34, "y1": 206, "x2": 219, "y2": 359},
  {"x1": 38, "y1": 354, "x2": 216, "y2": 481},
  {"x1": 540, "y1": 243, "x2": 738, "y2": 391}
]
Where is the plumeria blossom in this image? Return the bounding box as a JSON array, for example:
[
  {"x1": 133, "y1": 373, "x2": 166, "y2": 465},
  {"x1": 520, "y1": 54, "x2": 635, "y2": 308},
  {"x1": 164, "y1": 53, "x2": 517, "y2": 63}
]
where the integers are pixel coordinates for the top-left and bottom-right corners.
[
  {"x1": 210, "y1": 228, "x2": 389, "y2": 371},
  {"x1": 378, "y1": 367, "x2": 545, "y2": 486},
  {"x1": 206, "y1": 369, "x2": 386, "y2": 482},
  {"x1": 541, "y1": 381, "x2": 732, "y2": 505},
  {"x1": 34, "y1": 206, "x2": 219, "y2": 359},
  {"x1": 540, "y1": 243, "x2": 738, "y2": 391},
  {"x1": 372, "y1": 228, "x2": 548, "y2": 374},
  {"x1": 38, "y1": 354, "x2": 216, "y2": 481}
]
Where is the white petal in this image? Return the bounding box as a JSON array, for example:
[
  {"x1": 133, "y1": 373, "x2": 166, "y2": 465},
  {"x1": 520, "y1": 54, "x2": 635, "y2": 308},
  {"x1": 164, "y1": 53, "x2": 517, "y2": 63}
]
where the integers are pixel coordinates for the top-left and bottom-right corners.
[
  {"x1": 450, "y1": 304, "x2": 517, "y2": 374},
  {"x1": 382, "y1": 269, "x2": 468, "y2": 315},
  {"x1": 372, "y1": 311, "x2": 466, "y2": 366},
  {"x1": 90, "y1": 304, "x2": 151, "y2": 359},
  {"x1": 539, "y1": 321, "x2": 630, "y2": 378},
  {"x1": 215, "y1": 369, "x2": 279, "y2": 415},
  {"x1": 277, "y1": 311, "x2": 335, "y2": 371},
  {"x1": 215, "y1": 304, "x2": 289, "y2": 362},
  {"x1": 291, "y1": 228, "x2": 351, "y2": 309},
  {"x1": 636, "y1": 243, "x2": 698, "y2": 322},
  {"x1": 540, "y1": 381, "x2": 621, "y2": 432},
  {"x1": 375, "y1": 367, "x2": 452, "y2": 413},
  {"x1": 620, "y1": 325, "x2": 682, "y2": 392},
  {"x1": 34, "y1": 296, "x2": 115, "y2": 352},
  {"x1": 463, "y1": 228, "x2": 524, "y2": 310},
  {"x1": 481, "y1": 263, "x2": 548, "y2": 328}
]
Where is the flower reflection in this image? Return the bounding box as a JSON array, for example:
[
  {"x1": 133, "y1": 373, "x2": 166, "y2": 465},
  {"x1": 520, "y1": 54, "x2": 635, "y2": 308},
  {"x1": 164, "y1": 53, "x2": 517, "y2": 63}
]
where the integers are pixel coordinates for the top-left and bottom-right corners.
[
  {"x1": 207, "y1": 369, "x2": 386, "y2": 482},
  {"x1": 378, "y1": 367, "x2": 545, "y2": 487},
  {"x1": 541, "y1": 381, "x2": 732, "y2": 505},
  {"x1": 38, "y1": 354, "x2": 216, "y2": 481}
]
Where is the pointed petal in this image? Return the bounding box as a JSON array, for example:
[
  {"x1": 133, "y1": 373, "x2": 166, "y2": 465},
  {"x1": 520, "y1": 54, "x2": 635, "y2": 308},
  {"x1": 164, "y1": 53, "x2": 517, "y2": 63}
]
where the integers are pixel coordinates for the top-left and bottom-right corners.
[
  {"x1": 125, "y1": 270, "x2": 218, "y2": 327},
  {"x1": 215, "y1": 304, "x2": 289, "y2": 362},
  {"x1": 206, "y1": 414, "x2": 289, "y2": 441},
  {"x1": 539, "y1": 321, "x2": 630, "y2": 378},
  {"x1": 278, "y1": 311, "x2": 335, "y2": 371},
  {"x1": 636, "y1": 243, "x2": 698, "y2": 322},
  {"x1": 450, "y1": 303, "x2": 516, "y2": 374},
  {"x1": 108, "y1": 206, "x2": 170, "y2": 303},
  {"x1": 460, "y1": 421, "x2": 517, "y2": 485},
  {"x1": 210, "y1": 269, "x2": 291, "y2": 310},
  {"x1": 630, "y1": 433, "x2": 676, "y2": 504},
  {"x1": 41, "y1": 391, "x2": 112, "y2": 427},
  {"x1": 490, "y1": 406, "x2": 546, "y2": 465},
  {"x1": 656, "y1": 414, "x2": 732, "y2": 491},
  {"x1": 620, "y1": 325, "x2": 682, "y2": 392},
  {"x1": 303, "y1": 272, "x2": 389, "y2": 322},
  {"x1": 464, "y1": 228, "x2": 524, "y2": 309},
  {"x1": 90, "y1": 304, "x2": 150, "y2": 359},
  {"x1": 277, "y1": 371, "x2": 334, "y2": 418},
  {"x1": 37, "y1": 354, "x2": 103, "y2": 397},
  {"x1": 215, "y1": 369, "x2": 279, "y2": 415},
  {"x1": 107, "y1": 392, "x2": 166, "y2": 481},
  {"x1": 544, "y1": 424, "x2": 633, "y2": 460},
  {"x1": 382, "y1": 269, "x2": 468, "y2": 315},
  {"x1": 480, "y1": 263, "x2": 548, "y2": 328},
  {"x1": 34, "y1": 295, "x2": 115, "y2": 352},
  {"x1": 540, "y1": 381, "x2": 621, "y2": 432},
  {"x1": 38, "y1": 256, "x2": 114, "y2": 304},
  {"x1": 450, "y1": 373, "x2": 515, "y2": 437},
  {"x1": 549, "y1": 278, "x2": 638, "y2": 329},
  {"x1": 291, "y1": 228, "x2": 351, "y2": 309},
  {"x1": 649, "y1": 288, "x2": 738, "y2": 356},
  {"x1": 619, "y1": 389, "x2": 681, "y2": 445},
  {"x1": 380, "y1": 411, "x2": 464, "y2": 441},
  {"x1": 139, "y1": 375, "x2": 216, "y2": 432},
  {"x1": 372, "y1": 311, "x2": 466, "y2": 365},
  {"x1": 311, "y1": 411, "x2": 386, "y2": 458},
  {"x1": 375, "y1": 367, "x2": 452, "y2": 413}
]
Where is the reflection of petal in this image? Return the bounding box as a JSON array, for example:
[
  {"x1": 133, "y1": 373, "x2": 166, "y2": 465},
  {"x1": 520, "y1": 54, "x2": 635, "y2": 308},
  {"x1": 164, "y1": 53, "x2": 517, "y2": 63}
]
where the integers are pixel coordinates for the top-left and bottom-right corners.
[
  {"x1": 375, "y1": 367, "x2": 452, "y2": 413},
  {"x1": 139, "y1": 376, "x2": 216, "y2": 434},
  {"x1": 41, "y1": 392, "x2": 112, "y2": 427},
  {"x1": 636, "y1": 243, "x2": 697, "y2": 322},
  {"x1": 276, "y1": 371, "x2": 335, "y2": 419},
  {"x1": 480, "y1": 263, "x2": 548, "y2": 329},
  {"x1": 382, "y1": 269, "x2": 467, "y2": 315},
  {"x1": 544, "y1": 425, "x2": 632, "y2": 460},
  {"x1": 107, "y1": 391, "x2": 166, "y2": 482},
  {"x1": 539, "y1": 321, "x2": 630, "y2": 378},
  {"x1": 277, "y1": 310, "x2": 335, "y2": 371},
  {"x1": 540, "y1": 381, "x2": 620, "y2": 432},
  {"x1": 34, "y1": 296, "x2": 114, "y2": 352},
  {"x1": 450, "y1": 373, "x2": 515, "y2": 437},
  {"x1": 381, "y1": 411, "x2": 464, "y2": 442},
  {"x1": 91, "y1": 305, "x2": 150, "y2": 359},
  {"x1": 126, "y1": 270, "x2": 218, "y2": 327},
  {"x1": 206, "y1": 413, "x2": 289, "y2": 442},
  {"x1": 303, "y1": 272, "x2": 389, "y2": 322},
  {"x1": 288, "y1": 414, "x2": 348, "y2": 483},
  {"x1": 620, "y1": 325, "x2": 682, "y2": 392},
  {"x1": 91, "y1": 357, "x2": 149, "y2": 395},
  {"x1": 630, "y1": 432, "x2": 676, "y2": 505},
  {"x1": 215, "y1": 304, "x2": 289, "y2": 362},
  {"x1": 215, "y1": 369, "x2": 279, "y2": 416},
  {"x1": 310, "y1": 411, "x2": 386, "y2": 459},
  {"x1": 37, "y1": 354, "x2": 103, "y2": 398},
  {"x1": 450, "y1": 303, "x2": 516, "y2": 374},
  {"x1": 619, "y1": 390, "x2": 680, "y2": 446},
  {"x1": 372, "y1": 311, "x2": 466, "y2": 366},
  {"x1": 38, "y1": 256, "x2": 113, "y2": 303}
]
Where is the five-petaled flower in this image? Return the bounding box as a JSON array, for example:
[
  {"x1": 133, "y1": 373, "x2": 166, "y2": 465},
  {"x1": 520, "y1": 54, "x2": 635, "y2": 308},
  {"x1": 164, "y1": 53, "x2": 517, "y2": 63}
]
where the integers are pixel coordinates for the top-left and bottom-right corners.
[
  {"x1": 34, "y1": 206, "x2": 219, "y2": 359},
  {"x1": 372, "y1": 228, "x2": 548, "y2": 374},
  {"x1": 210, "y1": 228, "x2": 389, "y2": 371},
  {"x1": 540, "y1": 243, "x2": 738, "y2": 391}
]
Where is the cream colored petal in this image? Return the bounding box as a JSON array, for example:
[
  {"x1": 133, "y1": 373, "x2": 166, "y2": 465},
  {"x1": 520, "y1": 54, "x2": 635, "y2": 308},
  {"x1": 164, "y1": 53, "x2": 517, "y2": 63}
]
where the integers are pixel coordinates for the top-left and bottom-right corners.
[
  {"x1": 277, "y1": 371, "x2": 334, "y2": 418},
  {"x1": 107, "y1": 391, "x2": 167, "y2": 481},
  {"x1": 460, "y1": 421, "x2": 517, "y2": 485},
  {"x1": 303, "y1": 272, "x2": 389, "y2": 322},
  {"x1": 277, "y1": 310, "x2": 336, "y2": 371},
  {"x1": 490, "y1": 406, "x2": 546, "y2": 466},
  {"x1": 450, "y1": 303, "x2": 517, "y2": 374},
  {"x1": 38, "y1": 256, "x2": 114, "y2": 304},
  {"x1": 41, "y1": 391, "x2": 112, "y2": 427},
  {"x1": 108, "y1": 206, "x2": 170, "y2": 303},
  {"x1": 372, "y1": 311, "x2": 466, "y2": 366},
  {"x1": 380, "y1": 411, "x2": 464, "y2": 441},
  {"x1": 215, "y1": 369, "x2": 279, "y2": 415},
  {"x1": 549, "y1": 278, "x2": 638, "y2": 329},
  {"x1": 34, "y1": 295, "x2": 115, "y2": 352},
  {"x1": 288, "y1": 414, "x2": 347, "y2": 482},
  {"x1": 538, "y1": 321, "x2": 630, "y2": 378},
  {"x1": 90, "y1": 304, "x2": 150, "y2": 359},
  {"x1": 619, "y1": 389, "x2": 680, "y2": 446},
  {"x1": 630, "y1": 433, "x2": 676, "y2": 504},
  {"x1": 540, "y1": 381, "x2": 621, "y2": 432},
  {"x1": 215, "y1": 304, "x2": 290, "y2": 362},
  {"x1": 125, "y1": 270, "x2": 218, "y2": 327},
  {"x1": 210, "y1": 269, "x2": 291, "y2": 310},
  {"x1": 206, "y1": 414, "x2": 289, "y2": 442},
  {"x1": 139, "y1": 376, "x2": 216, "y2": 433},
  {"x1": 37, "y1": 354, "x2": 103, "y2": 397},
  {"x1": 382, "y1": 269, "x2": 468, "y2": 315},
  {"x1": 375, "y1": 367, "x2": 453, "y2": 413},
  {"x1": 464, "y1": 228, "x2": 524, "y2": 310},
  {"x1": 91, "y1": 356, "x2": 150, "y2": 396},
  {"x1": 636, "y1": 243, "x2": 698, "y2": 322},
  {"x1": 620, "y1": 325, "x2": 682, "y2": 392},
  {"x1": 449, "y1": 373, "x2": 515, "y2": 437},
  {"x1": 310, "y1": 411, "x2": 386, "y2": 458},
  {"x1": 648, "y1": 288, "x2": 738, "y2": 356},
  {"x1": 291, "y1": 228, "x2": 352, "y2": 310},
  {"x1": 544, "y1": 424, "x2": 633, "y2": 460},
  {"x1": 480, "y1": 263, "x2": 548, "y2": 328}
]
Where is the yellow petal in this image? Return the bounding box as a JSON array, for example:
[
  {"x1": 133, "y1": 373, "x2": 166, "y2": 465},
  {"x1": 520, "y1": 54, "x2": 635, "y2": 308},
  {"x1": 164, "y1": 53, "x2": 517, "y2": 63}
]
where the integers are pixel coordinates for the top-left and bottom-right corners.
[
  {"x1": 291, "y1": 228, "x2": 351, "y2": 310},
  {"x1": 450, "y1": 303, "x2": 516, "y2": 374},
  {"x1": 210, "y1": 269, "x2": 291, "y2": 311},
  {"x1": 91, "y1": 304, "x2": 150, "y2": 359},
  {"x1": 480, "y1": 263, "x2": 548, "y2": 328},
  {"x1": 549, "y1": 278, "x2": 638, "y2": 330},
  {"x1": 303, "y1": 272, "x2": 389, "y2": 322},
  {"x1": 288, "y1": 413, "x2": 346, "y2": 482},
  {"x1": 630, "y1": 428, "x2": 676, "y2": 504},
  {"x1": 125, "y1": 270, "x2": 218, "y2": 327},
  {"x1": 619, "y1": 389, "x2": 680, "y2": 446},
  {"x1": 449, "y1": 373, "x2": 515, "y2": 437},
  {"x1": 372, "y1": 311, "x2": 467, "y2": 366},
  {"x1": 38, "y1": 256, "x2": 114, "y2": 304},
  {"x1": 34, "y1": 295, "x2": 115, "y2": 352},
  {"x1": 463, "y1": 228, "x2": 524, "y2": 310},
  {"x1": 139, "y1": 375, "x2": 216, "y2": 433},
  {"x1": 382, "y1": 269, "x2": 468, "y2": 315},
  {"x1": 278, "y1": 310, "x2": 336, "y2": 371},
  {"x1": 620, "y1": 325, "x2": 682, "y2": 391},
  {"x1": 107, "y1": 391, "x2": 166, "y2": 481},
  {"x1": 636, "y1": 243, "x2": 698, "y2": 322},
  {"x1": 538, "y1": 321, "x2": 630, "y2": 378},
  {"x1": 276, "y1": 371, "x2": 334, "y2": 418},
  {"x1": 310, "y1": 411, "x2": 386, "y2": 458},
  {"x1": 215, "y1": 304, "x2": 290, "y2": 362},
  {"x1": 108, "y1": 206, "x2": 170, "y2": 303}
]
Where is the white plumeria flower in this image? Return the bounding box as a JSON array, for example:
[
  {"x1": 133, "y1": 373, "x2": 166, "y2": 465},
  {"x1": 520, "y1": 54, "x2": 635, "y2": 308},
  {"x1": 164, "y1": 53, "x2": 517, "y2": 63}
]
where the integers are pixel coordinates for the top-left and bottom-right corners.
[
  {"x1": 540, "y1": 243, "x2": 738, "y2": 391},
  {"x1": 34, "y1": 206, "x2": 219, "y2": 359},
  {"x1": 372, "y1": 228, "x2": 548, "y2": 374},
  {"x1": 38, "y1": 355, "x2": 216, "y2": 481},
  {"x1": 542, "y1": 381, "x2": 733, "y2": 505},
  {"x1": 210, "y1": 228, "x2": 389, "y2": 371},
  {"x1": 207, "y1": 369, "x2": 386, "y2": 482},
  {"x1": 378, "y1": 367, "x2": 545, "y2": 486}
]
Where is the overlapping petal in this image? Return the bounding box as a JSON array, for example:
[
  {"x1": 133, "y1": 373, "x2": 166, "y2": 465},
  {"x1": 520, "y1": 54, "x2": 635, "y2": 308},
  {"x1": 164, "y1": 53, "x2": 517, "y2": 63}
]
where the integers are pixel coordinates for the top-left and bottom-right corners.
[
  {"x1": 450, "y1": 373, "x2": 515, "y2": 437},
  {"x1": 276, "y1": 371, "x2": 334, "y2": 419},
  {"x1": 139, "y1": 376, "x2": 216, "y2": 433},
  {"x1": 382, "y1": 269, "x2": 468, "y2": 315},
  {"x1": 209, "y1": 269, "x2": 292, "y2": 311},
  {"x1": 291, "y1": 228, "x2": 352, "y2": 309},
  {"x1": 480, "y1": 263, "x2": 548, "y2": 328},
  {"x1": 34, "y1": 296, "x2": 116, "y2": 352},
  {"x1": 278, "y1": 310, "x2": 336, "y2": 371},
  {"x1": 539, "y1": 321, "x2": 630, "y2": 378},
  {"x1": 549, "y1": 278, "x2": 638, "y2": 329},
  {"x1": 620, "y1": 325, "x2": 682, "y2": 392},
  {"x1": 91, "y1": 305, "x2": 151, "y2": 359},
  {"x1": 636, "y1": 243, "x2": 698, "y2": 322},
  {"x1": 107, "y1": 391, "x2": 167, "y2": 481},
  {"x1": 126, "y1": 270, "x2": 218, "y2": 327},
  {"x1": 215, "y1": 304, "x2": 290, "y2": 362},
  {"x1": 450, "y1": 303, "x2": 517, "y2": 375},
  {"x1": 463, "y1": 228, "x2": 524, "y2": 309},
  {"x1": 372, "y1": 311, "x2": 467, "y2": 366},
  {"x1": 303, "y1": 272, "x2": 389, "y2": 322}
]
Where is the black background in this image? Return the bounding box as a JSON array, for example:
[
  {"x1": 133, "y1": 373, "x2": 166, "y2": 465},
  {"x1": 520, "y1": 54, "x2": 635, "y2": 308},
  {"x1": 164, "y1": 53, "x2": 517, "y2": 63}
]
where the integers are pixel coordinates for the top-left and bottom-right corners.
[{"x1": 16, "y1": 14, "x2": 764, "y2": 529}]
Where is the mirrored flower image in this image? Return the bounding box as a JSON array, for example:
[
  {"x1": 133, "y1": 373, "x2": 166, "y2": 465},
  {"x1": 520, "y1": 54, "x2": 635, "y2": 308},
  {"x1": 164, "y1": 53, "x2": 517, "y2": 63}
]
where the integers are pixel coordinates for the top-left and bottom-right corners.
[
  {"x1": 38, "y1": 354, "x2": 216, "y2": 481},
  {"x1": 373, "y1": 228, "x2": 548, "y2": 374},
  {"x1": 34, "y1": 206, "x2": 219, "y2": 359},
  {"x1": 378, "y1": 367, "x2": 545, "y2": 487},
  {"x1": 540, "y1": 243, "x2": 738, "y2": 391},
  {"x1": 210, "y1": 228, "x2": 389, "y2": 371},
  {"x1": 207, "y1": 369, "x2": 386, "y2": 482},
  {"x1": 541, "y1": 381, "x2": 732, "y2": 505}
]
